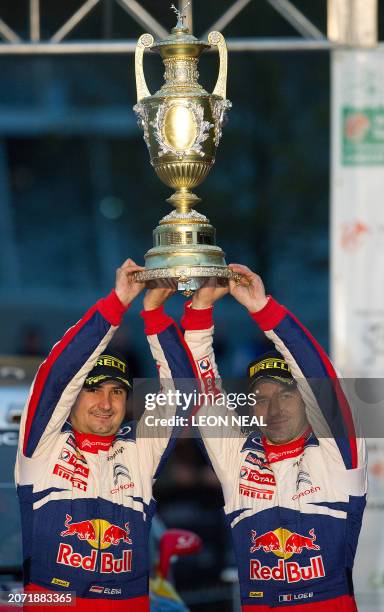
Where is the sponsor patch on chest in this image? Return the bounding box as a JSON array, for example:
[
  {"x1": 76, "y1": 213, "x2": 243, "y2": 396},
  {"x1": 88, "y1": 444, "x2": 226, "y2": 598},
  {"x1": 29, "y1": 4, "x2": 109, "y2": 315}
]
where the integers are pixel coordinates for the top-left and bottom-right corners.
[
  {"x1": 240, "y1": 466, "x2": 276, "y2": 487},
  {"x1": 53, "y1": 448, "x2": 89, "y2": 491},
  {"x1": 250, "y1": 556, "x2": 325, "y2": 583},
  {"x1": 57, "y1": 544, "x2": 132, "y2": 574},
  {"x1": 57, "y1": 517, "x2": 133, "y2": 574},
  {"x1": 239, "y1": 458, "x2": 275, "y2": 500},
  {"x1": 249, "y1": 528, "x2": 325, "y2": 584},
  {"x1": 244, "y1": 452, "x2": 272, "y2": 470}
]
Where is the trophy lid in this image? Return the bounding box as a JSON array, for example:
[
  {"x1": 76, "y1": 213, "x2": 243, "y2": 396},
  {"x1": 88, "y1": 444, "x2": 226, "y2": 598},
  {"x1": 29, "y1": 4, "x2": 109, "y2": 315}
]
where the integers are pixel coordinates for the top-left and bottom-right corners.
[
  {"x1": 151, "y1": 27, "x2": 210, "y2": 59},
  {"x1": 151, "y1": 3, "x2": 210, "y2": 59}
]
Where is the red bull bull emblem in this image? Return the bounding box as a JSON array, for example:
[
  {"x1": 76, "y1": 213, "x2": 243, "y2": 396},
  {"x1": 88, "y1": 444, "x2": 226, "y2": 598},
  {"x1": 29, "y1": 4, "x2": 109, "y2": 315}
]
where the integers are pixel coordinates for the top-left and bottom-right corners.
[
  {"x1": 249, "y1": 528, "x2": 325, "y2": 584},
  {"x1": 57, "y1": 515, "x2": 132, "y2": 574}
]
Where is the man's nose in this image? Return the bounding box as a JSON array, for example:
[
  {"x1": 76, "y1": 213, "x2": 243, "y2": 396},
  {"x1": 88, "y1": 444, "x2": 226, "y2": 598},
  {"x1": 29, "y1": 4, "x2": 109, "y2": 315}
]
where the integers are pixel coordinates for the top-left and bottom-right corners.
[
  {"x1": 268, "y1": 393, "x2": 282, "y2": 418},
  {"x1": 97, "y1": 391, "x2": 112, "y2": 410}
]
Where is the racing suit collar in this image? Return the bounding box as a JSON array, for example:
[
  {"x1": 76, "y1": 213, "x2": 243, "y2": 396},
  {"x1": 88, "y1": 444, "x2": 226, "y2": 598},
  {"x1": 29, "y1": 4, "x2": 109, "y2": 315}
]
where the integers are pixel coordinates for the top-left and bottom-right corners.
[
  {"x1": 262, "y1": 428, "x2": 312, "y2": 463},
  {"x1": 74, "y1": 430, "x2": 115, "y2": 453}
]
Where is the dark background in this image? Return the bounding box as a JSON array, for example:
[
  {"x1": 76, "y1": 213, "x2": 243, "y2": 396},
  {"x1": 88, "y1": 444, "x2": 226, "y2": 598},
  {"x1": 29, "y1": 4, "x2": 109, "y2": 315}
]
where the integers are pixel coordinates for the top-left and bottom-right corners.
[{"x1": 0, "y1": 0, "x2": 336, "y2": 366}]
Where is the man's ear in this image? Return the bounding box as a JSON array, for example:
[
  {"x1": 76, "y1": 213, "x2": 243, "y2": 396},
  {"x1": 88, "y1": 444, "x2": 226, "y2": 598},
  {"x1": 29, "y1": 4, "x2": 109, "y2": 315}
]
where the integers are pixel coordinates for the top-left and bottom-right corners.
[{"x1": 125, "y1": 393, "x2": 134, "y2": 421}]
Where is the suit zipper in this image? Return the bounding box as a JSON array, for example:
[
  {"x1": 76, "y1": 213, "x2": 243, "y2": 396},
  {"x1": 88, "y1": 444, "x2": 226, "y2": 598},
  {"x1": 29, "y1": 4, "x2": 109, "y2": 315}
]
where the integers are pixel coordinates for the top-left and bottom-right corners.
[{"x1": 95, "y1": 452, "x2": 101, "y2": 573}]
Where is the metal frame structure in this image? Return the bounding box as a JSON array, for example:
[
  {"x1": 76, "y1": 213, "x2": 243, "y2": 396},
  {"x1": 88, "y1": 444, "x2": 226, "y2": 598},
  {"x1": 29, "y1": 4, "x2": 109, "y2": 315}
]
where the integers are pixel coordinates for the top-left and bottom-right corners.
[
  {"x1": 0, "y1": 0, "x2": 339, "y2": 54},
  {"x1": 0, "y1": 0, "x2": 378, "y2": 321}
]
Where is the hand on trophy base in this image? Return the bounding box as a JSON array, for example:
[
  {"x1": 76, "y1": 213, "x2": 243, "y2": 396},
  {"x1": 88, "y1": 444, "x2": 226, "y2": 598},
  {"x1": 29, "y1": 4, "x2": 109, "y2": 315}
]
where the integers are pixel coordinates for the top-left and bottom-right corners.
[{"x1": 134, "y1": 267, "x2": 240, "y2": 297}]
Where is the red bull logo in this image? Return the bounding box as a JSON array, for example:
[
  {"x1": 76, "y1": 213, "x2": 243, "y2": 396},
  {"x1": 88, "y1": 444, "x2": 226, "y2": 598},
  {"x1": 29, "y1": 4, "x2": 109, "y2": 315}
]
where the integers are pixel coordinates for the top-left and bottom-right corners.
[
  {"x1": 285, "y1": 529, "x2": 319, "y2": 555},
  {"x1": 250, "y1": 556, "x2": 324, "y2": 583},
  {"x1": 103, "y1": 523, "x2": 132, "y2": 546},
  {"x1": 249, "y1": 528, "x2": 325, "y2": 583},
  {"x1": 250, "y1": 528, "x2": 319, "y2": 556},
  {"x1": 61, "y1": 515, "x2": 96, "y2": 540},
  {"x1": 250, "y1": 530, "x2": 281, "y2": 553},
  {"x1": 57, "y1": 515, "x2": 133, "y2": 574},
  {"x1": 61, "y1": 514, "x2": 132, "y2": 547},
  {"x1": 57, "y1": 544, "x2": 132, "y2": 573}
]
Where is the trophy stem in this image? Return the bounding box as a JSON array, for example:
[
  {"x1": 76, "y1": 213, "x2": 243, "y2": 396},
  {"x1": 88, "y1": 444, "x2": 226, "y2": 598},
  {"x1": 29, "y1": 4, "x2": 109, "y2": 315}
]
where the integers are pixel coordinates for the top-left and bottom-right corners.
[{"x1": 166, "y1": 188, "x2": 201, "y2": 214}]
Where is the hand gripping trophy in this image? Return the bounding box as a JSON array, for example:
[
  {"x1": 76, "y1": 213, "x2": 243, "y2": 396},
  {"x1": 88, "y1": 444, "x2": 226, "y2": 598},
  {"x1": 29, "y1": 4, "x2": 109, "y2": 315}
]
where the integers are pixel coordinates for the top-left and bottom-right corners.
[{"x1": 133, "y1": 4, "x2": 234, "y2": 295}]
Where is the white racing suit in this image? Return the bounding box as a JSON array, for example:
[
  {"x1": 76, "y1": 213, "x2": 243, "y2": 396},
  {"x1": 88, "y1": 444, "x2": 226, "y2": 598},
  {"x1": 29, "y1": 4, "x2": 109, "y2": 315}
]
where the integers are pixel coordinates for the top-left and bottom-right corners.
[
  {"x1": 15, "y1": 292, "x2": 197, "y2": 611},
  {"x1": 147, "y1": 298, "x2": 367, "y2": 611}
]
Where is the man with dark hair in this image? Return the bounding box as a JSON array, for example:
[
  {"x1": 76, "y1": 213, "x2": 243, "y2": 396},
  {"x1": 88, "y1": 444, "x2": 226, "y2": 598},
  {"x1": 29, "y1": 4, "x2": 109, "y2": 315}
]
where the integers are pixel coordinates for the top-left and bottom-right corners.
[
  {"x1": 146, "y1": 263, "x2": 367, "y2": 611},
  {"x1": 15, "y1": 259, "x2": 196, "y2": 611}
]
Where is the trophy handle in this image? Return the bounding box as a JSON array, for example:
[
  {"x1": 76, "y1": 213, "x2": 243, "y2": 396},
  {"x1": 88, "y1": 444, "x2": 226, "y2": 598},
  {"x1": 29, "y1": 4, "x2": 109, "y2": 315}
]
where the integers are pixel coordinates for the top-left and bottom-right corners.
[
  {"x1": 135, "y1": 33, "x2": 154, "y2": 102},
  {"x1": 208, "y1": 31, "x2": 228, "y2": 99}
]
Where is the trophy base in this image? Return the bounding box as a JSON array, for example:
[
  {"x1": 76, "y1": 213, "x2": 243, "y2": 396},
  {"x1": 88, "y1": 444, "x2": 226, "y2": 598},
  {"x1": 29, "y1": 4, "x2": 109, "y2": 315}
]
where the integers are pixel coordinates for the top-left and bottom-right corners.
[
  {"x1": 135, "y1": 266, "x2": 236, "y2": 296},
  {"x1": 138, "y1": 210, "x2": 235, "y2": 296}
]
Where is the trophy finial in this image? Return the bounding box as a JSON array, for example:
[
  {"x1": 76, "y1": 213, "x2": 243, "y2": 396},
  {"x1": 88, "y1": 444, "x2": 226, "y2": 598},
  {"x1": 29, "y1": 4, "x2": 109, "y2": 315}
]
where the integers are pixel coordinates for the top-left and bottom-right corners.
[{"x1": 170, "y1": 2, "x2": 191, "y2": 29}]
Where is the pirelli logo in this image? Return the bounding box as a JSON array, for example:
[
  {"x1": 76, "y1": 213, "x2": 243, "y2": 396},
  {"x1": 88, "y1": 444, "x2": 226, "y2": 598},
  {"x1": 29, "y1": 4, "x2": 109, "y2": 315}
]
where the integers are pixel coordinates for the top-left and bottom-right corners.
[
  {"x1": 96, "y1": 355, "x2": 126, "y2": 373},
  {"x1": 249, "y1": 358, "x2": 291, "y2": 378}
]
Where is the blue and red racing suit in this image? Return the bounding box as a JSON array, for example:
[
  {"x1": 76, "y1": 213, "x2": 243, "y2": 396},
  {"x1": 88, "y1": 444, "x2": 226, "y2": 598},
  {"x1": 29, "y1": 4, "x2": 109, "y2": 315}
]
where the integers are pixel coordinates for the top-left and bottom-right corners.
[
  {"x1": 146, "y1": 298, "x2": 367, "y2": 611},
  {"x1": 15, "y1": 291, "x2": 196, "y2": 611}
]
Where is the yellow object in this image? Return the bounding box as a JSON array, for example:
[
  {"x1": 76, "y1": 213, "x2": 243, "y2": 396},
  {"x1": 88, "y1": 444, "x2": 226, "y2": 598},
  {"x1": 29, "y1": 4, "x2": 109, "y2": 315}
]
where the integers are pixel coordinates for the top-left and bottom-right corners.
[{"x1": 149, "y1": 576, "x2": 183, "y2": 602}]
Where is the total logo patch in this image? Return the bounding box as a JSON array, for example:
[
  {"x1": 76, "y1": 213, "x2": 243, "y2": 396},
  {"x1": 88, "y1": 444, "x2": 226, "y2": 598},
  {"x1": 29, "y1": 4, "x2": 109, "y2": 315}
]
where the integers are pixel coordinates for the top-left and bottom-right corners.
[
  {"x1": 53, "y1": 463, "x2": 88, "y2": 491},
  {"x1": 55, "y1": 447, "x2": 89, "y2": 490},
  {"x1": 197, "y1": 355, "x2": 220, "y2": 396},
  {"x1": 279, "y1": 592, "x2": 314, "y2": 602},
  {"x1": 198, "y1": 357, "x2": 211, "y2": 372},
  {"x1": 59, "y1": 449, "x2": 76, "y2": 465},
  {"x1": 240, "y1": 466, "x2": 276, "y2": 487}
]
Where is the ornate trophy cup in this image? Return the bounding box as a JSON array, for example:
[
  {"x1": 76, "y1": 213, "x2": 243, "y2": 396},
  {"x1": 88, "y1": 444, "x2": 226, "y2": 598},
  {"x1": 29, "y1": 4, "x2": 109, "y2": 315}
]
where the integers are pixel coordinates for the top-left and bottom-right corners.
[{"x1": 134, "y1": 5, "x2": 232, "y2": 295}]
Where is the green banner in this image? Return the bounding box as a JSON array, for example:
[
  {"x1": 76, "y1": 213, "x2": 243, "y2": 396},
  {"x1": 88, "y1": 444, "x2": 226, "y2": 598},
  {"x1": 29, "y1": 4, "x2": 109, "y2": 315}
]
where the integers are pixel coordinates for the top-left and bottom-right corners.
[{"x1": 342, "y1": 107, "x2": 384, "y2": 165}]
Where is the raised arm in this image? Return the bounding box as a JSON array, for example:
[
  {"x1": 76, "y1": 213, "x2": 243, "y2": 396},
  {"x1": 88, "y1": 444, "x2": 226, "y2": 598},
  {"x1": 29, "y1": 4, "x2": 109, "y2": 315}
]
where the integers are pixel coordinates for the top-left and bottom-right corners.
[
  {"x1": 229, "y1": 263, "x2": 366, "y2": 471},
  {"x1": 19, "y1": 259, "x2": 144, "y2": 459},
  {"x1": 180, "y1": 285, "x2": 225, "y2": 389},
  {"x1": 181, "y1": 284, "x2": 246, "y2": 489},
  {"x1": 138, "y1": 288, "x2": 199, "y2": 480}
]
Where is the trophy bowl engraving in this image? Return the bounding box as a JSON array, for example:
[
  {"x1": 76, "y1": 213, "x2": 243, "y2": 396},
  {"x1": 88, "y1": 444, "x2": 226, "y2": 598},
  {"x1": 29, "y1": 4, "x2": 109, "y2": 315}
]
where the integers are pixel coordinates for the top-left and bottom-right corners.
[
  {"x1": 151, "y1": 100, "x2": 214, "y2": 160},
  {"x1": 163, "y1": 103, "x2": 197, "y2": 151}
]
